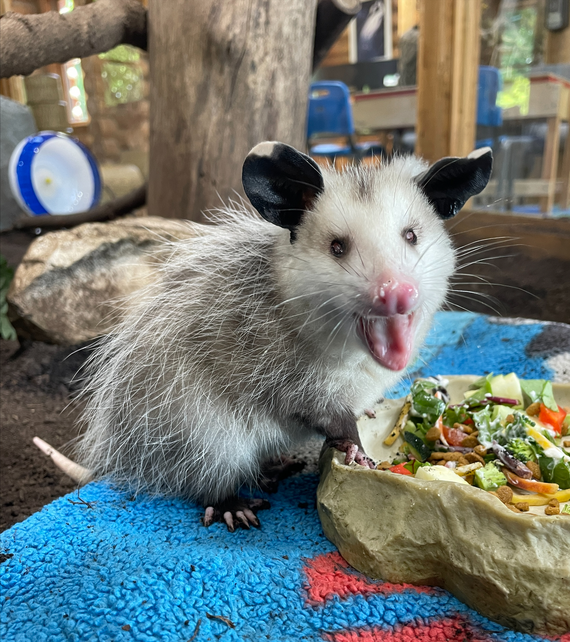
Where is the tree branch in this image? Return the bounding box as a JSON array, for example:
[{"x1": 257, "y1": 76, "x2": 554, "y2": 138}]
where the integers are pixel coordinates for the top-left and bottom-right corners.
[
  {"x1": 312, "y1": 0, "x2": 361, "y2": 71},
  {"x1": 0, "y1": 0, "x2": 147, "y2": 79},
  {"x1": 12, "y1": 184, "x2": 147, "y2": 231}
]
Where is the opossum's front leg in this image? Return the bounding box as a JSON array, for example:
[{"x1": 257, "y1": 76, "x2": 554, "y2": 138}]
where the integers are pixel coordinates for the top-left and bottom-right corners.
[
  {"x1": 327, "y1": 439, "x2": 376, "y2": 469},
  {"x1": 298, "y1": 411, "x2": 376, "y2": 469},
  {"x1": 202, "y1": 497, "x2": 270, "y2": 532}
]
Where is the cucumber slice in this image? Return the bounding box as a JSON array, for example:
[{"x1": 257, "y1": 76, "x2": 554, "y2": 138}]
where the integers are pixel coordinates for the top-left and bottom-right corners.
[{"x1": 403, "y1": 431, "x2": 431, "y2": 462}]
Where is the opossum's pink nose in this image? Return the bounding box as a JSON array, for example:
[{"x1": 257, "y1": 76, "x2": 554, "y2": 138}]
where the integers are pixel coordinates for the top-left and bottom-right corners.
[{"x1": 372, "y1": 277, "x2": 419, "y2": 316}]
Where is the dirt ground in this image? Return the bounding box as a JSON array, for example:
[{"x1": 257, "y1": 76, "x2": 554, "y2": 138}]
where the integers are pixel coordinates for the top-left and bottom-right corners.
[
  {"x1": 1, "y1": 227, "x2": 569, "y2": 533},
  {"x1": 0, "y1": 339, "x2": 85, "y2": 533}
]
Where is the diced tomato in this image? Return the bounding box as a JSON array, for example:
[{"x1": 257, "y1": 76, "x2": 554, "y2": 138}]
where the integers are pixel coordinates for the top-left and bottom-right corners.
[
  {"x1": 390, "y1": 463, "x2": 413, "y2": 476},
  {"x1": 442, "y1": 425, "x2": 469, "y2": 447},
  {"x1": 504, "y1": 469, "x2": 559, "y2": 495},
  {"x1": 463, "y1": 418, "x2": 474, "y2": 426},
  {"x1": 538, "y1": 403, "x2": 567, "y2": 435}
]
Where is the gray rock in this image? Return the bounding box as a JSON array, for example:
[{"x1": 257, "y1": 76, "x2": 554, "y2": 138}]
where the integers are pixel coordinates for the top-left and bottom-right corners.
[
  {"x1": 8, "y1": 217, "x2": 195, "y2": 345},
  {"x1": 0, "y1": 96, "x2": 37, "y2": 232}
]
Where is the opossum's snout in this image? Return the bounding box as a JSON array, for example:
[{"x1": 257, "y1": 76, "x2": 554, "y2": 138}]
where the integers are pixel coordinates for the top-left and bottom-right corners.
[
  {"x1": 357, "y1": 274, "x2": 419, "y2": 372},
  {"x1": 370, "y1": 276, "x2": 418, "y2": 317}
]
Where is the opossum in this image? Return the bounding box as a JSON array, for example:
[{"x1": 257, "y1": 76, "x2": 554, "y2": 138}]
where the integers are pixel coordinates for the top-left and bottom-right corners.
[{"x1": 76, "y1": 141, "x2": 492, "y2": 531}]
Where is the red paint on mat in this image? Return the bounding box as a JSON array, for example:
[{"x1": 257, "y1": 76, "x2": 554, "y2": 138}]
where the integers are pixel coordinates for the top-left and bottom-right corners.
[
  {"x1": 303, "y1": 552, "x2": 437, "y2": 606},
  {"x1": 322, "y1": 615, "x2": 496, "y2": 642}
]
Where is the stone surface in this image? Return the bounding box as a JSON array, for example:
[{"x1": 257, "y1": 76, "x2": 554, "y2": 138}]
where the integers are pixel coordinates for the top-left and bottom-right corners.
[
  {"x1": 99, "y1": 163, "x2": 145, "y2": 203},
  {"x1": 7, "y1": 216, "x2": 196, "y2": 345},
  {"x1": 0, "y1": 96, "x2": 37, "y2": 232},
  {"x1": 317, "y1": 378, "x2": 570, "y2": 637}
]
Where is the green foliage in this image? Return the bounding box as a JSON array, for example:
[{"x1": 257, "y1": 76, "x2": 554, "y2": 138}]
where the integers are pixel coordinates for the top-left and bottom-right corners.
[
  {"x1": 496, "y1": 6, "x2": 537, "y2": 116},
  {"x1": 499, "y1": 7, "x2": 537, "y2": 72},
  {"x1": 0, "y1": 255, "x2": 17, "y2": 341},
  {"x1": 99, "y1": 46, "x2": 144, "y2": 106},
  {"x1": 99, "y1": 45, "x2": 141, "y2": 64},
  {"x1": 497, "y1": 75, "x2": 530, "y2": 115}
]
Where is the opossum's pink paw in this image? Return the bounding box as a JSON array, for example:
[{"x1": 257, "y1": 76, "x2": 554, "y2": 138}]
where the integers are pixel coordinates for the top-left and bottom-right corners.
[
  {"x1": 257, "y1": 456, "x2": 305, "y2": 493},
  {"x1": 202, "y1": 497, "x2": 270, "y2": 533},
  {"x1": 327, "y1": 439, "x2": 376, "y2": 469}
]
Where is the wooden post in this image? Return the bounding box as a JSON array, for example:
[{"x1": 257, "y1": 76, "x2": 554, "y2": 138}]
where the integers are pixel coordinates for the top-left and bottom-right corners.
[
  {"x1": 148, "y1": 0, "x2": 318, "y2": 222},
  {"x1": 415, "y1": 0, "x2": 482, "y2": 164}
]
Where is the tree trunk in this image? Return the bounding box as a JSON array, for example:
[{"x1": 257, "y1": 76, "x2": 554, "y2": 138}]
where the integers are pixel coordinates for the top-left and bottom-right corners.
[{"x1": 148, "y1": 0, "x2": 318, "y2": 222}]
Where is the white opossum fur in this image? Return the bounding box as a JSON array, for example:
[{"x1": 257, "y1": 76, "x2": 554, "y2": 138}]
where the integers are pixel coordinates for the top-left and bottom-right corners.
[{"x1": 77, "y1": 142, "x2": 492, "y2": 509}]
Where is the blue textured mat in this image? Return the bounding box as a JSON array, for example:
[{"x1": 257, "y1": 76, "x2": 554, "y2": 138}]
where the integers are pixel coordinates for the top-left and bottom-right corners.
[{"x1": 1, "y1": 312, "x2": 569, "y2": 642}]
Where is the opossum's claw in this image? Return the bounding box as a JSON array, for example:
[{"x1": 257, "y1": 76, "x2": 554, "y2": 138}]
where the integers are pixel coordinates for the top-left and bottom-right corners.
[
  {"x1": 243, "y1": 508, "x2": 259, "y2": 527},
  {"x1": 201, "y1": 497, "x2": 270, "y2": 532},
  {"x1": 258, "y1": 456, "x2": 305, "y2": 493},
  {"x1": 223, "y1": 511, "x2": 235, "y2": 532},
  {"x1": 327, "y1": 439, "x2": 376, "y2": 469},
  {"x1": 203, "y1": 506, "x2": 215, "y2": 527}
]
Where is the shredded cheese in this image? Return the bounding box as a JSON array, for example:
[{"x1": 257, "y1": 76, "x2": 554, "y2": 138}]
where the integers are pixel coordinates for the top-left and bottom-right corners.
[{"x1": 510, "y1": 489, "x2": 570, "y2": 506}]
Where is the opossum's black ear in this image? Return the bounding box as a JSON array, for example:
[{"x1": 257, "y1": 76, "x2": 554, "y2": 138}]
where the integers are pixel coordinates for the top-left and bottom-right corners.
[
  {"x1": 242, "y1": 142, "x2": 324, "y2": 239},
  {"x1": 416, "y1": 147, "x2": 493, "y2": 219}
]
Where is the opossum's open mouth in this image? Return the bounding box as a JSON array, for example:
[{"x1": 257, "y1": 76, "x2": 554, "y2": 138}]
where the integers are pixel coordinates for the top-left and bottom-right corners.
[{"x1": 356, "y1": 313, "x2": 415, "y2": 371}]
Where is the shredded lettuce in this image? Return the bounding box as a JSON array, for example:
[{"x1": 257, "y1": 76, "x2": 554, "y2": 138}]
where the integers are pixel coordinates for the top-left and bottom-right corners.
[
  {"x1": 473, "y1": 408, "x2": 528, "y2": 448},
  {"x1": 443, "y1": 404, "x2": 470, "y2": 427},
  {"x1": 472, "y1": 406, "x2": 494, "y2": 448}
]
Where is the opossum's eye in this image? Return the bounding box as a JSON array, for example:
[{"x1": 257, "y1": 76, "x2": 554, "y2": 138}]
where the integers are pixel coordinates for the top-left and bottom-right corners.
[
  {"x1": 404, "y1": 229, "x2": 417, "y2": 245},
  {"x1": 330, "y1": 239, "x2": 346, "y2": 257}
]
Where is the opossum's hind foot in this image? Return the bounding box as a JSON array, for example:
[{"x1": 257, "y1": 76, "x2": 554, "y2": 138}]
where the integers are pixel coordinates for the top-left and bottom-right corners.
[
  {"x1": 257, "y1": 456, "x2": 305, "y2": 494},
  {"x1": 202, "y1": 497, "x2": 270, "y2": 533},
  {"x1": 327, "y1": 439, "x2": 376, "y2": 469}
]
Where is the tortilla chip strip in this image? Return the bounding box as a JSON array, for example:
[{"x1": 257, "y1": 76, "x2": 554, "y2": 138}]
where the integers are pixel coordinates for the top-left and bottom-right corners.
[{"x1": 384, "y1": 396, "x2": 412, "y2": 446}]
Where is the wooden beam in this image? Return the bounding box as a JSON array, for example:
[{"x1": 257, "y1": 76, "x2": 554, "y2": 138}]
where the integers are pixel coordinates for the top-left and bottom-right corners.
[
  {"x1": 545, "y1": 25, "x2": 570, "y2": 64},
  {"x1": 416, "y1": 0, "x2": 482, "y2": 163},
  {"x1": 540, "y1": 116, "x2": 562, "y2": 214},
  {"x1": 397, "y1": 0, "x2": 418, "y2": 36},
  {"x1": 0, "y1": 76, "x2": 26, "y2": 103}
]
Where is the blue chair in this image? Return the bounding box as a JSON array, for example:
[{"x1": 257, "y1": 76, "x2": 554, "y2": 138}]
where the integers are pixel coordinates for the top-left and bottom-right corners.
[
  {"x1": 477, "y1": 66, "x2": 503, "y2": 127},
  {"x1": 400, "y1": 66, "x2": 505, "y2": 155},
  {"x1": 307, "y1": 81, "x2": 385, "y2": 162}
]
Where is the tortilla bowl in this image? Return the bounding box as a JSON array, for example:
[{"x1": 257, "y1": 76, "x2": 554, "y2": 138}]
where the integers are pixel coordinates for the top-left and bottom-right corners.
[{"x1": 317, "y1": 376, "x2": 570, "y2": 636}]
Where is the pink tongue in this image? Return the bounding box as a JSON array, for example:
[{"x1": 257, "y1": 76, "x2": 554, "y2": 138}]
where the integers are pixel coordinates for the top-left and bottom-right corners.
[{"x1": 358, "y1": 315, "x2": 414, "y2": 371}]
